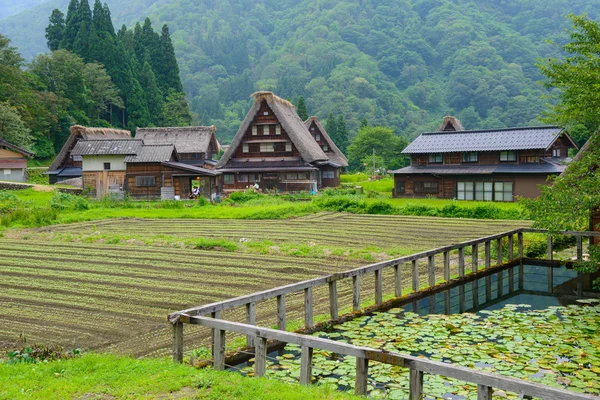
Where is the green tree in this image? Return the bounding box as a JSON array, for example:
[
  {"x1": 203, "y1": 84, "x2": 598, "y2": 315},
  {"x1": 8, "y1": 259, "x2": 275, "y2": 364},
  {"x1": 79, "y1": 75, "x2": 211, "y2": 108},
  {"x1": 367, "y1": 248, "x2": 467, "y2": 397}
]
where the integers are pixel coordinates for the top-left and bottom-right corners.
[
  {"x1": 82, "y1": 62, "x2": 124, "y2": 120},
  {"x1": 537, "y1": 14, "x2": 600, "y2": 142},
  {"x1": 336, "y1": 115, "x2": 349, "y2": 155},
  {"x1": 45, "y1": 9, "x2": 65, "y2": 51},
  {"x1": 296, "y1": 96, "x2": 308, "y2": 121},
  {"x1": 158, "y1": 24, "x2": 183, "y2": 94},
  {"x1": 360, "y1": 117, "x2": 369, "y2": 129},
  {"x1": 60, "y1": 0, "x2": 81, "y2": 50},
  {"x1": 0, "y1": 102, "x2": 34, "y2": 150},
  {"x1": 138, "y1": 57, "x2": 164, "y2": 125},
  {"x1": 347, "y1": 126, "x2": 408, "y2": 171},
  {"x1": 325, "y1": 112, "x2": 338, "y2": 144},
  {"x1": 162, "y1": 89, "x2": 192, "y2": 126}
]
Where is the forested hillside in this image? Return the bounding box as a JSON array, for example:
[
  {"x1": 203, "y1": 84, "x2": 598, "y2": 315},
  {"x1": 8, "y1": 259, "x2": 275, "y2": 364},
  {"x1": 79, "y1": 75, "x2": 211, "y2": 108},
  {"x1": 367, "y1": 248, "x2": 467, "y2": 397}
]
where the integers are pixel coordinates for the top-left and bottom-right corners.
[{"x1": 2, "y1": 0, "x2": 600, "y2": 145}]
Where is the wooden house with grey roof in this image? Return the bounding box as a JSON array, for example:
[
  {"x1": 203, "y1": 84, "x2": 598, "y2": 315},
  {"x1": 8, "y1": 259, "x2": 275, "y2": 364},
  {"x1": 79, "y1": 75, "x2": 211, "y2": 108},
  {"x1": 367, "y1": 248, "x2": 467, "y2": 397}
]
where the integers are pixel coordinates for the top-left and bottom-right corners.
[
  {"x1": 0, "y1": 138, "x2": 33, "y2": 182},
  {"x1": 391, "y1": 117, "x2": 578, "y2": 201},
  {"x1": 48, "y1": 125, "x2": 132, "y2": 184},
  {"x1": 135, "y1": 126, "x2": 220, "y2": 168},
  {"x1": 216, "y1": 92, "x2": 345, "y2": 192}
]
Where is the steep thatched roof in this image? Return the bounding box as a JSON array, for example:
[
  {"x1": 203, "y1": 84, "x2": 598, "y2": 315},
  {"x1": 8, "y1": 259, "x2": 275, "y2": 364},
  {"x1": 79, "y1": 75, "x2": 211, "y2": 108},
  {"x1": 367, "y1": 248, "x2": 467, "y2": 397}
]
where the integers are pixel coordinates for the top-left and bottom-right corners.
[
  {"x1": 49, "y1": 125, "x2": 131, "y2": 171},
  {"x1": 217, "y1": 92, "x2": 328, "y2": 168},
  {"x1": 0, "y1": 138, "x2": 34, "y2": 157},
  {"x1": 438, "y1": 116, "x2": 464, "y2": 132},
  {"x1": 135, "y1": 126, "x2": 220, "y2": 155},
  {"x1": 304, "y1": 116, "x2": 348, "y2": 167}
]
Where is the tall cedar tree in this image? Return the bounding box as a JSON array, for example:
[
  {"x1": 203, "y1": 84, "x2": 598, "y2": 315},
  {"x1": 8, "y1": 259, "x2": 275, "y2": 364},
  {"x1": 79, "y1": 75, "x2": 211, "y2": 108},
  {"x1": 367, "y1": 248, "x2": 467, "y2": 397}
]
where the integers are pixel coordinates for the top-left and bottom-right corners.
[
  {"x1": 325, "y1": 112, "x2": 338, "y2": 145},
  {"x1": 45, "y1": 10, "x2": 65, "y2": 51},
  {"x1": 296, "y1": 96, "x2": 308, "y2": 121},
  {"x1": 336, "y1": 115, "x2": 349, "y2": 155},
  {"x1": 60, "y1": 0, "x2": 80, "y2": 50},
  {"x1": 160, "y1": 25, "x2": 183, "y2": 94},
  {"x1": 138, "y1": 54, "x2": 164, "y2": 126}
]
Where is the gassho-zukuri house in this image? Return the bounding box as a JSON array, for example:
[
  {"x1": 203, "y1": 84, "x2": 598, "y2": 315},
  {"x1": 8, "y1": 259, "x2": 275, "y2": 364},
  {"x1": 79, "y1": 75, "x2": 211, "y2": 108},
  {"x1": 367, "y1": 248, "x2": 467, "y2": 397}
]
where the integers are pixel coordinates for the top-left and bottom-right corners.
[
  {"x1": 391, "y1": 117, "x2": 578, "y2": 201},
  {"x1": 216, "y1": 91, "x2": 348, "y2": 193}
]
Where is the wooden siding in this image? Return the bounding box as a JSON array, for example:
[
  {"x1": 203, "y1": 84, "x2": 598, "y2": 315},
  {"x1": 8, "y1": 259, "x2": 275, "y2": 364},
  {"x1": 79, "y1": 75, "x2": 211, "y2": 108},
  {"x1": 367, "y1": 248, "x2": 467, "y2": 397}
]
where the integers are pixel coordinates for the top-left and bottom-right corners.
[
  {"x1": 319, "y1": 166, "x2": 341, "y2": 188},
  {"x1": 83, "y1": 170, "x2": 126, "y2": 199}
]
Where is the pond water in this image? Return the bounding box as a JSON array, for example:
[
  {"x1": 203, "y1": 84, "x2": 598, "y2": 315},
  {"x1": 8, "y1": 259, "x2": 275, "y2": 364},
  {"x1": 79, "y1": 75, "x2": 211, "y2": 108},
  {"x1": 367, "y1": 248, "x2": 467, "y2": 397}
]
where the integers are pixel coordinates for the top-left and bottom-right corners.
[{"x1": 233, "y1": 264, "x2": 600, "y2": 399}]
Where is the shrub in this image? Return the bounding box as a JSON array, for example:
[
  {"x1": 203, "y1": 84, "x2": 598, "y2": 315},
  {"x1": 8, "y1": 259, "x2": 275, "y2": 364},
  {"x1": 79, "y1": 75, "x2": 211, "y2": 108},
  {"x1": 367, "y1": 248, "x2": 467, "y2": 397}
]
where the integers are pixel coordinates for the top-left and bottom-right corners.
[
  {"x1": 6, "y1": 344, "x2": 81, "y2": 365},
  {"x1": 194, "y1": 197, "x2": 209, "y2": 207},
  {"x1": 229, "y1": 190, "x2": 263, "y2": 203},
  {"x1": 313, "y1": 196, "x2": 366, "y2": 213},
  {"x1": 365, "y1": 201, "x2": 396, "y2": 214},
  {"x1": 195, "y1": 238, "x2": 237, "y2": 251}
]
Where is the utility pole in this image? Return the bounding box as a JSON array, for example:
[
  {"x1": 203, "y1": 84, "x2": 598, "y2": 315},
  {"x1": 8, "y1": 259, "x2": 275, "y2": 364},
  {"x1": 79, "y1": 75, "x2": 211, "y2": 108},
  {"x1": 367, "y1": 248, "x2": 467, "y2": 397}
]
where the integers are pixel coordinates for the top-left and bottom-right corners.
[{"x1": 372, "y1": 148, "x2": 376, "y2": 177}]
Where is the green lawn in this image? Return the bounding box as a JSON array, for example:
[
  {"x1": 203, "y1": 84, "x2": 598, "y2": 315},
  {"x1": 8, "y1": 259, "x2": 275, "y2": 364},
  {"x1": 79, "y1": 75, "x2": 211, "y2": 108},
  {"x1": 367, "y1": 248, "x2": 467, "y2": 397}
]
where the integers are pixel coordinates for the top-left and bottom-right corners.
[{"x1": 0, "y1": 353, "x2": 357, "y2": 400}]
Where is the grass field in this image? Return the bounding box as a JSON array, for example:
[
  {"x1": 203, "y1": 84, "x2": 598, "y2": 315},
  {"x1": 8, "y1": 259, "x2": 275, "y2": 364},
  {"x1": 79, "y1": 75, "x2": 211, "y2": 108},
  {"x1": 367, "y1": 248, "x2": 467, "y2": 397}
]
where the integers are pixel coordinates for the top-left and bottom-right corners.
[{"x1": 0, "y1": 214, "x2": 529, "y2": 358}]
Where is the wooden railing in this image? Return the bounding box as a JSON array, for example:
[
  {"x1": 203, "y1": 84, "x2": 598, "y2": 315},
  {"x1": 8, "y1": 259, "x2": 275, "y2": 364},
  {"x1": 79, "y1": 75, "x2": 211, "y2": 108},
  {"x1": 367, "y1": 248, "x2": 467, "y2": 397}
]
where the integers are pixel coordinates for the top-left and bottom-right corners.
[{"x1": 169, "y1": 228, "x2": 600, "y2": 399}]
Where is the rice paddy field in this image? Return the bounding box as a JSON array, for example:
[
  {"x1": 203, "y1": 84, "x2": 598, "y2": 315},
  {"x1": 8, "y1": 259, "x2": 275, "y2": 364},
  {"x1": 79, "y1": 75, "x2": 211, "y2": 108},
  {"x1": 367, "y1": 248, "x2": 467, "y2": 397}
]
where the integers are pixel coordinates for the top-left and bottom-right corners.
[{"x1": 0, "y1": 213, "x2": 530, "y2": 358}]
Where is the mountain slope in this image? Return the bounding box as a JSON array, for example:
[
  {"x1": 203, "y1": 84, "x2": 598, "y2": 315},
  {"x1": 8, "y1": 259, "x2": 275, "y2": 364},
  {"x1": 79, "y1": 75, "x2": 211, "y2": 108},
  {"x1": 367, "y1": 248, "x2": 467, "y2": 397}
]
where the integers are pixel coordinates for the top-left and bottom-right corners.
[{"x1": 2, "y1": 0, "x2": 600, "y2": 143}]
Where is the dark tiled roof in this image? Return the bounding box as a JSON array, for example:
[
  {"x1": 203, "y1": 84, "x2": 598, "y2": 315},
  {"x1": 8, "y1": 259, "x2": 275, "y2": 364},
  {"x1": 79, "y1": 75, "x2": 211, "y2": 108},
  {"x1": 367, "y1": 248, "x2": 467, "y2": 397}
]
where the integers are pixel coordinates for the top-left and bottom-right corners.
[
  {"x1": 58, "y1": 167, "x2": 82, "y2": 177},
  {"x1": 71, "y1": 140, "x2": 142, "y2": 156},
  {"x1": 402, "y1": 126, "x2": 565, "y2": 154},
  {"x1": 135, "y1": 126, "x2": 220, "y2": 154},
  {"x1": 163, "y1": 161, "x2": 221, "y2": 176},
  {"x1": 125, "y1": 145, "x2": 175, "y2": 163},
  {"x1": 391, "y1": 162, "x2": 566, "y2": 175}
]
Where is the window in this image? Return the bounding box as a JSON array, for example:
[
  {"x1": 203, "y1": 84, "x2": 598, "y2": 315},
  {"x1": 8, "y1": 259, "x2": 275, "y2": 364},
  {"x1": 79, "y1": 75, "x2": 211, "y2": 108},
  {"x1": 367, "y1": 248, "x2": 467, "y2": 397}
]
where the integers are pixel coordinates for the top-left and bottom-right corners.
[
  {"x1": 462, "y1": 152, "x2": 478, "y2": 163},
  {"x1": 286, "y1": 172, "x2": 298, "y2": 180},
  {"x1": 494, "y1": 182, "x2": 513, "y2": 202},
  {"x1": 242, "y1": 143, "x2": 249, "y2": 153},
  {"x1": 500, "y1": 151, "x2": 517, "y2": 162},
  {"x1": 315, "y1": 133, "x2": 321, "y2": 141},
  {"x1": 323, "y1": 145, "x2": 329, "y2": 151},
  {"x1": 264, "y1": 125, "x2": 270, "y2": 135},
  {"x1": 322, "y1": 170, "x2": 334, "y2": 179},
  {"x1": 224, "y1": 174, "x2": 234, "y2": 185},
  {"x1": 414, "y1": 181, "x2": 439, "y2": 194},
  {"x1": 457, "y1": 182, "x2": 474, "y2": 200},
  {"x1": 285, "y1": 142, "x2": 292, "y2": 152},
  {"x1": 260, "y1": 143, "x2": 274, "y2": 152},
  {"x1": 72, "y1": 155, "x2": 82, "y2": 162},
  {"x1": 552, "y1": 148, "x2": 561, "y2": 157},
  {"x1": 475, "y1": 182, "x2": 493, "y2": 201},
  {"x1": 396, "y1": 181, "x2": 405, "y2": 194},
  {"x1": 135, "y1": 176, "x2": 155, "y2": 187},
  {"x1": 274, "y1": 142, "x2": 287, "y2": 152},
  {"x1": 238, "y1": 174, "x2": 249, "y2": 183},
  {"x1": 3, "y1": 169, "x2": 11, "y2": 175},
  {"x1": 275, "y1": 125, "x2": 281, "y2": 135},
  {"x1": 520, "y1": 155, "x2": 539, "y2": 163},
  {"x1": 263, "y1": 112, "x2": 269, "y2": 116},
  {"x1": 428, "y1": 153, "x2": 443, "y2": 163},
  {"x1": 249, "y1": 174, "x2": 260, "y2": 182},
  {"x1": 104, "y1": 162, "x2": 111, "y2": 170},
  {"x1": 252, "y1": 125, "x2": 257, "y2": 136}
]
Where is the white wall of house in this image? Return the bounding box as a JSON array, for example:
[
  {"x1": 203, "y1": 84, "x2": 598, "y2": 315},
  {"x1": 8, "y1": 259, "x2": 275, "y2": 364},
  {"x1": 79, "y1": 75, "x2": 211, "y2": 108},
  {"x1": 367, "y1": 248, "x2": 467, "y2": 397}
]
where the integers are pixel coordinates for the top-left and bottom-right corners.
[{"x1": 82, "y1": 155, "x2": 127, "y2": 171}]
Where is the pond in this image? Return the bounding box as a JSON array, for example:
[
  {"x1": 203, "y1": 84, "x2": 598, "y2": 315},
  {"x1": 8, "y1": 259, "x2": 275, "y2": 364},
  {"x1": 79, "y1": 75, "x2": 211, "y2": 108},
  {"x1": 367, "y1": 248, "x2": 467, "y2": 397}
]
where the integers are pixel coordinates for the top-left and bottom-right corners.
[{"x1": 234, "y1": 264, "x2": 600, "y2": 399}]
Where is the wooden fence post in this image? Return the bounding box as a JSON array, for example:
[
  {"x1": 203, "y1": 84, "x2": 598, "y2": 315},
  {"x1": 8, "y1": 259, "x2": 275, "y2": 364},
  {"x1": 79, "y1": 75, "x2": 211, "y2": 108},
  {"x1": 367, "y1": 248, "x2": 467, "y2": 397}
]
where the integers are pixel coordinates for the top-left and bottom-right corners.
[
  {"x1": 172, "y1": 321, "x2": 183, "y2": 363},
  {"x1": 412, "y1": 259, "x2": 419, "y2": 292},
  {"x1": 409, "y1": 369, "x2": 424, "y2": 400},
  {"x1": 254, "y1": 336, "x2": 267, "y2": 377},
  {"x1": 472, "y1": 244, "x2": 478, "y2": 273},
  {"x1": 496, "y1": 238, "x2": 502, "y2": 265},
  {"x1": 304, "y1": 287, "x2": 313, "y2": 328},
  {"x1": 508, "y1": 234, "x2": 514, "y2": 259},
  {"x1": 394, "y1": 264, "x2": 402, "y2": 298},
  {"x1": 428, "y1": 255, "x2": 435, "y2": 287},
  {"x1": 352, "y1": 275, "x2": 361, "y2": 312},
  {"x1": 547, "y1": 235, "x2": 553, "y2": 260},
  {"x1": 485, "y1": 241, "x2": 491, "y2": 269},
  {"x1": 458, "y1": 247, "x2": 465, "y2": 277},
  {"x1": 478, "y1": 384, "x2": 493, "y2": 400},
  {"x1": 213, "y1": 329, "x2": 226, "y2": 371},
  {"x1": 277, "y1": 295, "x2": 286, "y2": 331},
  {"x1": 355, "y1": 357, "x2": 369, "y2": 396},
  {"x1": 211, "y1": 310, "x2": 221, "y2": 359},
  {"x1": 246, "y1": 302, "x2": 256, "y2": 347},
  {"x1": 577, "y1": 235, "x2": 584, "y2": 297},
  {"x1": 328, "y1": 281, "x2": 338, "y2": 320},
  {"x1": 300, "y1": 346, "x2": 313, "y2": 385},
  {"x1": 443, "y1": 251, "x2": 450, "y2": 282},
  {"x1": 375, "y1": 269, "x2": 383, "y2": 305},
  {"x1": 518, "y1": 232, "x2": 523, "y2": 259}
]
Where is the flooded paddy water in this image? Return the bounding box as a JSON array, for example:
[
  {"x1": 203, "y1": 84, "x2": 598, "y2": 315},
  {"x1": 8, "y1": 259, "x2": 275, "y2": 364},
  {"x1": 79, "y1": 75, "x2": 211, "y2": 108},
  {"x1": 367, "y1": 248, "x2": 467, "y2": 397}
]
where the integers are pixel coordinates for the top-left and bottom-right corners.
[{"x1": 232, "y1": 264, "x2": 600, "y2": 399}]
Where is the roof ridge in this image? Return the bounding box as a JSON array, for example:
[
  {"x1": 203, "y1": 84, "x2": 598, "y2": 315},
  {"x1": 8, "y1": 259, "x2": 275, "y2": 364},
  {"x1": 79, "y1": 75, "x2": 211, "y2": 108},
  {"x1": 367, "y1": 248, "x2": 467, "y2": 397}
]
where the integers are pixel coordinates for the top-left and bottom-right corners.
[{"x1": 422, "y1": 125, "x2": 561, "y2": 135}]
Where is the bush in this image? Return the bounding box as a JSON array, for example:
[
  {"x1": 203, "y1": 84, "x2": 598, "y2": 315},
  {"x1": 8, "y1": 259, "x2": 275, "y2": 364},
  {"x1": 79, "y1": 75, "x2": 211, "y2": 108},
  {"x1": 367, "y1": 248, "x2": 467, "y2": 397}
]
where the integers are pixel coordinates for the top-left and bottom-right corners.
[
  {"x1": 194, "y1": 197, "x2": 209, "y2": 207},
  {"x1": 313, "y1": 196, "x2": 366, "y2": 213},
  {"x1": 195, "y1": 238, "x2": 237, "y2": 251},
  {"x1": 50, "y1": 191, "x2": 89, "y2": 211},
  {"x1": 6, "y1": 344, "x2": 81, "y2": 365},
  {"x1": 365, "y1": 201, "x2": 396, "y2": 214},
  {"x1": 229, "y1": 190, "x2": 263, "y2": 203}
]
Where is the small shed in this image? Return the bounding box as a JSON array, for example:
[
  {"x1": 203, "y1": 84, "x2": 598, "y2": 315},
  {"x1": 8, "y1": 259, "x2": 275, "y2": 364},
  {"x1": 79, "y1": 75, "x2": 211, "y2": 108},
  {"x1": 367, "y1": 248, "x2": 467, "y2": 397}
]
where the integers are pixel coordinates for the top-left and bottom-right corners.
[
  {"x1": 0, "y1": 138, "x2": 33, "y2": 182},
  {"x1": 72, "y1": 139, "x2": 142, "y2": 199}
]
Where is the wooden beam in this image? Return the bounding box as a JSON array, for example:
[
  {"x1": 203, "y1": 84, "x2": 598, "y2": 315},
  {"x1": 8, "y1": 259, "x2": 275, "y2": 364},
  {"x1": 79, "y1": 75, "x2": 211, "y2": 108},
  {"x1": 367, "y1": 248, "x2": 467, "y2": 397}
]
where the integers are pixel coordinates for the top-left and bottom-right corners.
[
  {"x1": 211, "y1": 310, "x2": 221, "y2": 360},
  {"x1": 428, "y1": 255, "x2": 435, "y2": 287},
  {"x1": 507, "y1": 234, "x2": 514, "y2": 260},
  {"x1": 277, "y1": 295, "x2": 286, "y2": 331},
  {"x1": 485, "y1": 241, "x2": 491, "y2": 269},
  {"x1": 172, "y1": 321, "x2": 183, "y2": 363},
  {"x1": 409, "y1": 368, "x2": 424, "y2": 400},
  {"x1": 412, "y1": 259, "x2": 419, "y2": 292},
  {"x1": 478, "y1": 384, "x2": 493, "y2": 400},
  {"x1": 577, "y1": 236, "x2": 583, "y2": 261},
  {"x1": 246, "y1": 302, "x2": 256, "y2": 347},
  {"x1": 328, "y1": 281, "x2": 338, "y2": 320},
  {"x1": 300, "y1": 346, "x2": 313, "y2": 385},
  {"x1": 394, "y1": 264, "x2": 402, "y2": 298},
  {"x1": 472, "y1": 244, "x2": 478, "y2": 273},
  {"x1": 352, "y1": 275, "x2": 361, "y2": 312},
  {"x1": 547, "y1": 235, "x2": 553, "y2": 260},
  {"x1": 518, "y1": 232, "x2": 523, "y2": 259},
  {"x1": 458, "y1": 247, "x2": 465, "y2": 277},
  {"x1": 355, "y1": 357, "x2": 369, "y2": 396},
  {"x1": 213, "y1": 329, "x2": 225, "y2": 371},
  {"x1": 304, "y1": 287, "x2": 313, "y2": 328},
  {"x1": 254, "y1": 336, "x2": 267, "y2": 377},
  {"x1": 496, "y1": 238, "x2": 502, "y2": 266},
  {"x1": 375, "y1": 269, "x2": 383, "y2": 305},
  {"x1": 443, "y1": 251, "x2": 450, "y2": 281}
]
